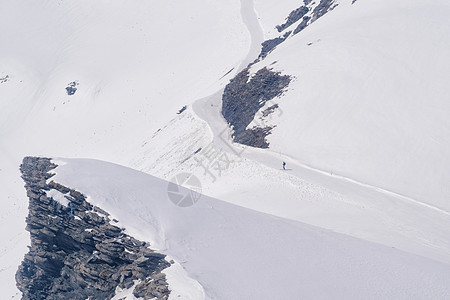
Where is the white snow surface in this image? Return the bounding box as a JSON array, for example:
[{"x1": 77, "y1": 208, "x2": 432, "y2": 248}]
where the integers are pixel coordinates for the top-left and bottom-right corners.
[
  {"x1": 51, "y1": 158, "x2": 450, "y2": 299},
  {"x1": 252, "y1": 0, "x2": 450, "y2": 211},
  {"x1": 0, "y1": 0, "x2": 247, "y2": 297},
  {"x1": 1, "y1": 0, "x2": 450, "y2": 298}
]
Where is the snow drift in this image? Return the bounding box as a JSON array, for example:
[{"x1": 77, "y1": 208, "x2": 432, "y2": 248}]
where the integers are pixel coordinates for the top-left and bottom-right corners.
[
  {"x1": 248, "y1": 0, "x2": 450, "y2": 211},
  {"x1": 49, "y1": 158, "x2": 450, "y2": 299}
]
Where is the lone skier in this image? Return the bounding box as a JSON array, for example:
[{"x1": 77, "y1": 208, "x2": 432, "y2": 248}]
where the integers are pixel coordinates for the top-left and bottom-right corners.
[{"x1": 282, "y1": 161, "x2": 286, "y2": 170}]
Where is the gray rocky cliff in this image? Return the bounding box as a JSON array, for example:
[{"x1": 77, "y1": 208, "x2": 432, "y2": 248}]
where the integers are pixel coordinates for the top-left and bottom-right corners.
[
  {"x1": 222, "y1": 0, "x2": 340, "y2": 149},
  {"x1": 277, "y1": 0, "x2": 338, "y2": 35},
  {"x1": 16, "y1": 157, "x2": 170, "y2": 300},
  {"x1": 222, "y1": 67, "x2": 291, "y2": 148},
  {"x1": 257, "y1": 0, "x2": 338, "y2": 58}
]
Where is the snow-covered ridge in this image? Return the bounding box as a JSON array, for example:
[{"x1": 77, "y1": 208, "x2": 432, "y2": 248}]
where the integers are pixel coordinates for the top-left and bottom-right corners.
[
  {"x1": 222, "y1": 0, "x2": 351, "y2": 148},
  {"x1": 221, "y1": 66, "x2": 291, "y2": 148},
  {"x1": 0, "y1": 1, "x2": 247, "y2": 296},
  {"x1": 18, "y1": 157, "x2": 171, "y2": 300},
  {"x1": 47, "y1": 157, "x2": 450, "y2": 299},
  {"x1": 238, "y1": 0, "x2": 450, "y2": 210},
  {"x1": 1, "y1": 0, "x2": 450, "y2": 298}
]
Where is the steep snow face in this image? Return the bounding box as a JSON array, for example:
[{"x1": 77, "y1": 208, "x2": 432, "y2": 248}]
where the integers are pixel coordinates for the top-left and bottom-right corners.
[
  {"x1": 0, "y1": 1, "x2": 248, "y2": 297},
  {"x1": 0, "y1": 0, "x2": 247, "y2": 148},
  {"x1": 250, "y1": 0, "x2": 450, "y2": 210},
  {"x1": 2, "y1": 0, "x2": 450, "y2": 298},
  {"x1": 50, "y1": 158, "x2": 450, "y2": 299},
  {"x1": 0, "y1": 0, "x2": 249, "y2": 164}
]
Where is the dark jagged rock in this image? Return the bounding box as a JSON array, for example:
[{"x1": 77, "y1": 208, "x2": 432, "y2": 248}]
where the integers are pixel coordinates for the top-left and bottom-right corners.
[
  {"x1": 222, "y1": 67, "x2": 291, "y2": 148},
  {"x1": 261, "y1": 0, "x2": 339, "y2": 60},
  {"x1": 293, "y1": 16, "x2": 311, "y2": 35},
  {"x1": 233, "y1": 126, "x2": 274, "y2": 149},
  {"x1": 65, "y1": 81, "x2": 78, "y2": 95},
  {"x1": 221, "y1": 0, "x2": 340, "y2": 148},
  {"x1": 177, "y1": 105, "x2": 187, "y2": 114},
  {"x1": 16, "y1": 157, "x2": 170, "y2": 300},
  {"x1": 260, "y1": 0, "x2": 330, "y2": 59},
  {"x1": 261, "y1": 104, "x2": 279, "y2": 118},
  {"x1": 310, "y1": 0, "x2": 338, "y2": 23},
  {"x1": 276, "y1": 0, "x2": 338, "y2": 36},
  {"x1": 259, "y1": 31, "x2": 291, "y2": 59},
  {"x1": 133, "y1": 273, "x2": 170, "y2": 299},
  {"x1": 276, "y1": 6, "x2": 309, "y2": 32},
  {"x1": 0, "y1": 74, "x2": 9, "y2": 83}
]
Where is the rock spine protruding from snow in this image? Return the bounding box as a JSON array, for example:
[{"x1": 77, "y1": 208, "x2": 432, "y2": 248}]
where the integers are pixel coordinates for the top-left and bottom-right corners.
[
  {"x1": 222, "y1": 0, "x2": 339, "y2": 148},
  {"x1": 256, "y1": 0, "x2": 339, "y2": 59},
  {"x1": 16, "y1": 157, "x2": 171, "y2": 300},
  {"x1": 222, "y1": 68, "x2": 291, "y2": 148}
]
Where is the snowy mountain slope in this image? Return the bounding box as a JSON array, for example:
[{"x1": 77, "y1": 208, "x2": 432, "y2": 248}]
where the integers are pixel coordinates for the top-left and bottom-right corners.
[
  {"x1": 0, "y1": 0, "x2": 249, "y2": 297},
  {"x1": 186, "y1": 0, "x2": 450, "y2": 266},
  {"x1": 0, "y1": 0, "x2": 247, "y2": 147},
  {"x1": 50, "y1": 158, "x2": 450, "y2": 299},
  {"x1": 1, "y1": 0, "x2": 450, "y2": 298},
  {"x1": 127, "y1": 86, "x2": 450, "y2": 267},
  {"x1": 253, "y1": 0, "x2": 300, "y2": 38},
  {"x1": 246, "y1": 0, "x2": 450, "y2": 210}
]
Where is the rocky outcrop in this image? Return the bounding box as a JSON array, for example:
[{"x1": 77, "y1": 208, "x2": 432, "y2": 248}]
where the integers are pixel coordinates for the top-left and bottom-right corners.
[
  {"x1": 257, "y1": 0, "x2": 338, "y2": 58},
  {"x1": 278, "y1": 0, "x2": 338, "y2": 35},
  {"x1": 310, "y1": 0, "x2": 338, "y2": 23},
  {"x1": 223, "y1": 0, "x2": 341, "y2": 148},
  {"x1": 259, "y1": 32, "x2": 291, "y2": 59},
  {"x1": 293, "y1": 16, "x2": 311, "y2": 35},
  {"x1": 65, "y1": 81, "x2": 78, "y2": 95},
  {"x1": 261, "y1": 104, "x2": 279, "y2": 118},
  {"x1": 0, "y1": 74, "x2": 9, "y2": 83},
  {"x1": 222, "y1": 67, "x2": 291, "y2": 148},
  {"x1": 276, "y1": 6, "x2": 309, "y2": 33},
  {"x1": 16, "y1": 157, "x2": 170, "y2": 300}
]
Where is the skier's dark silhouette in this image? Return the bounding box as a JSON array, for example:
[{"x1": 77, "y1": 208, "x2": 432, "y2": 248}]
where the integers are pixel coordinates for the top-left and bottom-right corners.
[{"x1": 282, "y1": 161, "x2": 286, "y2": 170}]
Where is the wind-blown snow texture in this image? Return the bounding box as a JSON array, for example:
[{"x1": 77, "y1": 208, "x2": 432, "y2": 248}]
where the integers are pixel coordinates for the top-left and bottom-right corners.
[
  {"x1": 222, "y1": 67, "x2": 291, "y2": 148},
  {"x1": 1, "y1": 0, "x2": 450, "y2": 298},
  {"x1": 0, "y1": 1, "x2": 247, "y2": 297},
  {"x1": 18, "y1": 157, "x2": 170, "y2": 300},
  {"x1": 251, "y1": 0, "x2": 450, "y2": 211},
  {"x1": 51, "y1": 158, "x2": 450, "y2": 299}
]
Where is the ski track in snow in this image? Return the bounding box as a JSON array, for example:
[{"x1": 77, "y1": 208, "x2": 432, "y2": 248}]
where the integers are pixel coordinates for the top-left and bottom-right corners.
[
  {"x1": 198, "y1": 0, "x2": 450, "y2": 217},
  {"x1": 236, "y1": 0, "x2": 450, "y2": 219},
  {"x1": 189, "y1": 0, "x2": 450, "y2": 265},
  {"x1": 0, "y1": 1, "x2": 249, "y2": 298},
  {"x1": 269, "y1": 150, "x2": 450, "y2": 217},
  {"x1": 1, "y1": 0, "x2": 450, "y2": 298},
  {"x1": 49, "y1": 158, "x2": 450, "y2": 300},
  {"x1": 192, "y1": 90, "x2": 450, "y2": 264}
]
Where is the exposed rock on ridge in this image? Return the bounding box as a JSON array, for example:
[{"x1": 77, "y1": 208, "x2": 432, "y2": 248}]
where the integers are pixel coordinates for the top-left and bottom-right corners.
[
  {"x1": 276, "y1": 6, "x2": 309, "y2": 32},
  {"x1": 16, "y1": 157, "x2": 170, "y2": 300},
  {"x1": 65, "y1": 81, "x2": 78, "y2": 95},
  {"x1": 256, "y1": 0, "x2": 339, "y2": 59},
  {"x1": 277, "y1": 0, "x2": 338, "y2": 35},
  {"x1": 222, "y1": 67, "x2": 291, "y2": 148},
  {"x1": 223, "y1": 0, "x2": 340, "y2": 148},
  {"x1": 259, "y1": 31, "x2": 291, "y2": 59}
]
